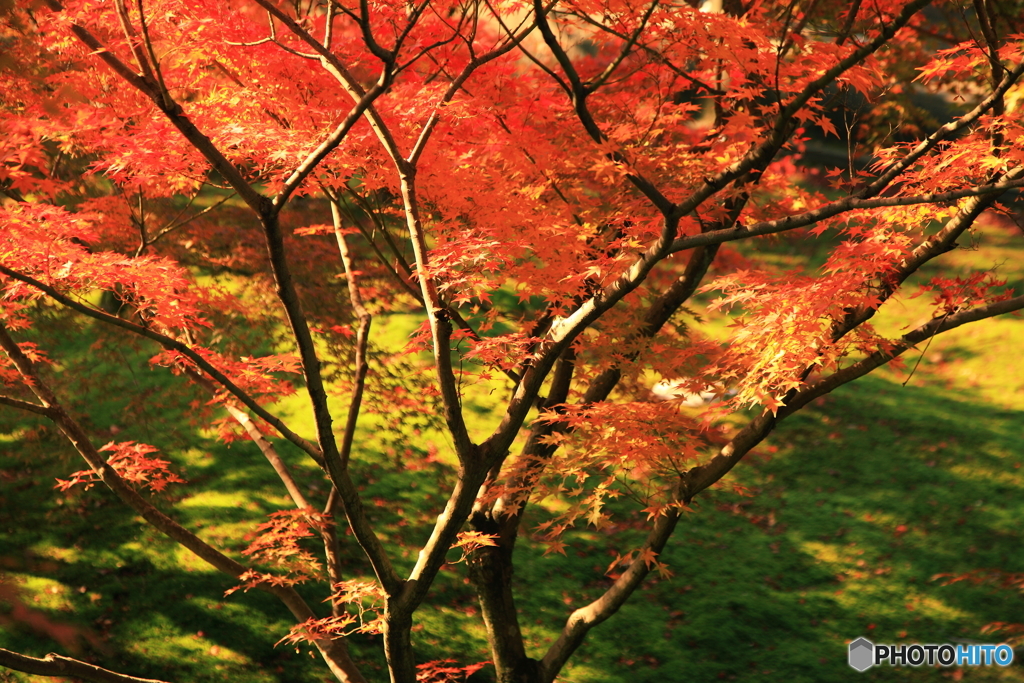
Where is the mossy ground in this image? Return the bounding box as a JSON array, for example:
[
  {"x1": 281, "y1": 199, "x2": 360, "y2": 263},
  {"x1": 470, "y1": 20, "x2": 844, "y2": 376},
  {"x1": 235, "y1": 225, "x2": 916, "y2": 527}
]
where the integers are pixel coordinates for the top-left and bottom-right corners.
[{"x1": 3, "y1": 217, "x2": 1024, "y2": 683}]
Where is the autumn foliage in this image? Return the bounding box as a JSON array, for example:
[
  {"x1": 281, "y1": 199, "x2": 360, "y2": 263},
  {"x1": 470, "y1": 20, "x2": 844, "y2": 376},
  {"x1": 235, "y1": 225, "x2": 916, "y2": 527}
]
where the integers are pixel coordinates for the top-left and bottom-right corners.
[{"x1": 2, "y1": 0, "x2": 1024, "y2": 681}]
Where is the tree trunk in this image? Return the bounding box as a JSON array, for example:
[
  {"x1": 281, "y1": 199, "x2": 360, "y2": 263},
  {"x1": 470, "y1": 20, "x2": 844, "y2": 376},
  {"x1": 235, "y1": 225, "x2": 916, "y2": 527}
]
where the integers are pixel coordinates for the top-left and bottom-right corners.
[{"x1": 468, "y1": 527, "x2": 540, "y2": 683}]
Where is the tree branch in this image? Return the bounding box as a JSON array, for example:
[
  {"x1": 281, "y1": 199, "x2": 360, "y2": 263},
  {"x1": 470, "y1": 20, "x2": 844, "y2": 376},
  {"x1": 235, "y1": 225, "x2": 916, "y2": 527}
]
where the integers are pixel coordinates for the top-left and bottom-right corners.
[
  {"x1": 0, "y1": 323, "x2": 366, "y2": 683},
  {"x1": 44, "y1": 0, "x2": 266, "y2": 212},
  {"x1": 478, "y1": 137, "x2": 761, "y2": 462},
  {"x1": 492, "y1": 214, "x2": 735, "y2": 683},
  {"x1": 406, "y1": 15, "x2": 538, "y2": 166},
  {"x1": 466, "y1": 349, "x2": 575, "y2": 681},
  {"x1": 276, "y1": 8, "x2": 538, "y2": 482},
  {"x1": 681, "y1": 293, "x2": 1024, "y2": 501},
  {"x1": 857, "y1": 57, "x2": 1024, "y2": 201},
  {"x1": 835, "y1": 0, "x2": 864, "y2": 45},
  {"x1": 0, "y1": 648, "x2": 170, "y2": 683},
  {"x1": 538, "y1": 501, "x2": 681, "y2": 682},
  {"x1": 112, "y1": 0, "x2": 157, "y2": 85},
  {"x1": 255, "y1": 209, "x2": 402, "y2": 595},
  {"x1": 678, "y1": 165, "x2": 1024, "y2": 504},
  {"x1": 479, "y1": 210, "x2": 680, "y2": 466},
  {"x1": 488, "y1": 5, "x2": 931, "y2": 466},
  {"x1": 396, "y1": 172, "x2": 475, "y2": 461},
  {"x1": 0, "y1": 394, "x2": 56, "y2": 417},
  {"x1": 402, "y1": 466, "x2": 489, "y2": 604},
  {"x1": 532, "y1": 0, "x2": 674, "y2": 214},
  {"x1": 135, "y1": 192, "x2": 236, "y2": 257},
  {"x1": 272, "y1": 78, "x2": 392, "y2": 212},
  {"x1": 358, "y1": 0, "x2": 396, "y2": 61},
  {"x1": 235, "y1": 0, "x2": 404, "y2": 602},
  {"x1": 583, "y1": 0, "x2": 659, "y2": 94},
  {"x1": 830, "y1": 165, "x2": 1024, "y2": 342},
  {"x1": 668, "y1": 175, "x2": 1024, "y2": 254},
  {"x1": 328, "y1": 198, "x2": 372, "y2": 470},
  {"x1": 335, "y1": 187, "x2": 514, "y2": 380},
  {"x1": 55, "y1": 0, "x2": 403, "y2": 602},
  {"x1": 0, "y1": 264, "x2": 323, "y2": 463},
  {"x1": 0, "y1": 264, "x2": 323, "y2": 462},
  {"x1": 188, "y1": 371, "x2": 312, "y2": 510},
  {"x1": 201, "y1": 372, "x2": 349, "y2": 610},
  {"x1": 133, "y1": 0, "x2": 172, "y2": 109},
  {"x1": 536, "y1": 287, "x2": 1024, "y2": 683},
  {"x1": 566, "y1": 11, "x2": 723, "y2": 95},
  {"x1": 668, "y1": 0, "x2": 932, "y2": 223}
]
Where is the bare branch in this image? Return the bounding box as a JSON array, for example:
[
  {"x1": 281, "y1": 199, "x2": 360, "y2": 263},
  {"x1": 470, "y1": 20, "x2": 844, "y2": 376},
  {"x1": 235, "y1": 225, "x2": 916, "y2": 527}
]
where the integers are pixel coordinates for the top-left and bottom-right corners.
[
  {"x1": 539, "y1": 503, "x2": 681, "y2": 681},
  {"x1": 0, "y1": 394, "x2": 56, "y2": 417},
  {"x1": 336, "y1": 186, "x2": 520, "y2": 382},
  {"x1": 328, "y1": 197, "x2": 373, "y2": 470},
  {"x1": 136, "y1": 192, "x2": 236, "y2": 257},
  {"x1": 0, "y1": 265, "x2": 323, "y2": 463},
  {"x1": 0, "y1": 648, "x2": 170, "y2": 683},
  {"x1": 226, "y1": 10, "x2": 279, "y2": 47},
  {"x1": 335, "y1": 188, "x2": 422, "y2": 294},
  {"x1": 396, "y1": 173, "x2": 475, "y2": 460},
  {"x1": 0, "y1": 324, "x2": 239, "y2": 577},
  {"x1": 253, "y1": 209, "x2": 402, "y2": 595},
  {"x1": 392, "y1": 0, "x2": 434, "y2": 58},
  {"x1": 134, "y1": 0, "x2": 172, "y2": 109},
  {"x1": 402, "y1": 465, "x2": 489, "y2": 601},
  {"x1": 212, "y1": 0, "x2": 403, "y2": 598},
  {"x1": 324, "y1": 0, "x2": 335, "y2": 48},
  {"x1": 188, "y1": 371, "x2": 312, "y2": 510},
  {"x1": 193, "y1": 362, "x2": 349, "y2": 615}
]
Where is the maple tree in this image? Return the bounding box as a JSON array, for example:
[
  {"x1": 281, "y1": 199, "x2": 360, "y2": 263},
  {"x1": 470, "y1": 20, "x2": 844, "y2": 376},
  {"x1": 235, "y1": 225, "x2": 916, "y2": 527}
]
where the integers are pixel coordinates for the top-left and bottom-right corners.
[{"x1": 2, "y1": 0, "x2": 1024, "y2": 681}]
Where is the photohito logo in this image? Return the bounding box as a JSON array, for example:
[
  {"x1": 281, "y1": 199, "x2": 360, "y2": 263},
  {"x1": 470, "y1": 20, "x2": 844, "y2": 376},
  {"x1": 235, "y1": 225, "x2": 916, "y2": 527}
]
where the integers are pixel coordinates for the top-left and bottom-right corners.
[{"x1": 848, "y1": 637, "x2": 1015, "y2": 671}]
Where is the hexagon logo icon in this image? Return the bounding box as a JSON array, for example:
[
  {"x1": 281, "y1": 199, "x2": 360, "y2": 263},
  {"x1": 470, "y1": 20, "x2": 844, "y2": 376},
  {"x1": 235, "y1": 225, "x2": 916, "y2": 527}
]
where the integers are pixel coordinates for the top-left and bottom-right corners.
[{"x1": 849, "y1": 637, "x2": 874, "y2": 671}]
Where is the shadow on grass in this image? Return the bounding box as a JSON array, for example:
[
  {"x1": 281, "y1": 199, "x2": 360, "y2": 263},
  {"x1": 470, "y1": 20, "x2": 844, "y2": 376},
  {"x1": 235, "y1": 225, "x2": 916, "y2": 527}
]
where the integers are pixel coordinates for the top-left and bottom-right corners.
[
  {"x1": 0, "y1": 320, "x2": 492, "y2": 682},
  {"x1": 0, "y1": 425, "x2": 391, "y2": 683},
  {"x1": 3, "y1": 325, "x2": 1024, "y2": 683},
  {"x1": 509, "y1": 374, "x2": 1024, "y2": 683}
]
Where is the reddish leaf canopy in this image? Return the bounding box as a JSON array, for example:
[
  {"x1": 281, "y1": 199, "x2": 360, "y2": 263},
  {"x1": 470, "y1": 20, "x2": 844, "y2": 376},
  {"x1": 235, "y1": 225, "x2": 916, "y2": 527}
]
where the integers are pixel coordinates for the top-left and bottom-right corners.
[{"x1": 3, "y1": 1, "x2": 1024, "y2": 682}]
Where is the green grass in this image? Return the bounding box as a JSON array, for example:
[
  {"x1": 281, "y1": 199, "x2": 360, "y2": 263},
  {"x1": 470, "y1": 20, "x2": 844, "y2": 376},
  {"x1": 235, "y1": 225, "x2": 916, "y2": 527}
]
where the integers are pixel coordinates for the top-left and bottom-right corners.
[
  {"x1": 548, "y1": 373, "x2": 1024, "y2": 682},
  {"x1": 3, "y1": 218, "x2": 1024, "y2": 682}
]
